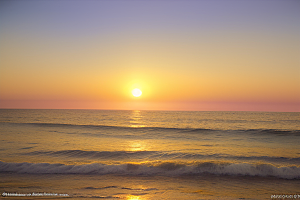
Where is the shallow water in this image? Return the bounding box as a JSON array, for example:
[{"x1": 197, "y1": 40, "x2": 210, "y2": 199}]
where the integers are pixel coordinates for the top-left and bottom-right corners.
[
  {"x1": 0, "y1": 109, "x2": 299, "y2": 199},
  {"x1": 1, "y1": 173, "x2": 300, "y2": 200}
]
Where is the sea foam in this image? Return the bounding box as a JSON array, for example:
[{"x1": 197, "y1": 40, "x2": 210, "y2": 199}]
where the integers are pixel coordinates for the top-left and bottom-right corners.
[{"x1": 0, "y1": 161, "x2": 299, "y2": 179}]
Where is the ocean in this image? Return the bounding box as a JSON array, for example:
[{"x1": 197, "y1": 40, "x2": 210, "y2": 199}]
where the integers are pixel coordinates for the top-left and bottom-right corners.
[{"x1": 0, "y1": 109, "x2": 299, "y2": 199}]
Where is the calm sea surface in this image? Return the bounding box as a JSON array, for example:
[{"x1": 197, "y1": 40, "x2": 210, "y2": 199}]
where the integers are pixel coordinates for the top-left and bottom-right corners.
[{"x1": 0, "y1": 109, "x2": 299, "y2": 199}]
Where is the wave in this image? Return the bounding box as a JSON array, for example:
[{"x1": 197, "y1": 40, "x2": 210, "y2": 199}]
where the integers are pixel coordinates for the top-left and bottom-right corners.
[
  {"x1": 0, "y1": 161, "x2": 299, "y2": 179},
  {"x1": 244, "y1": 129, "x2": 300, "y2": 136},
  {"x1": 26, "y1": 150, "x2": 158, "y2": 159},
  {"x1": 24, "y1": 150, "x2": 300, "y2": 164},
  {"x1": 2, "y1": 122, "x2": 299, "y2": 135},
  {"x1": 1, "y1": 122, "x2": 214, "y2": 132}
]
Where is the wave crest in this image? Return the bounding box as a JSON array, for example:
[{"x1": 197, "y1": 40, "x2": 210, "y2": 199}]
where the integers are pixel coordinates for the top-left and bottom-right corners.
[
  {"x1": 0, "y1": 161, "x2": 299, "y2": 179},
  {"x1": 23, "y1": 150, "x2": 300, "y2": 165}
]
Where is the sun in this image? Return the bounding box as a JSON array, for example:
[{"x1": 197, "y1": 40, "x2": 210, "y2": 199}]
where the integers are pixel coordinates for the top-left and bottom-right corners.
[{"x1": 132, "y1": 88, "x2": 142, "y2": 97}]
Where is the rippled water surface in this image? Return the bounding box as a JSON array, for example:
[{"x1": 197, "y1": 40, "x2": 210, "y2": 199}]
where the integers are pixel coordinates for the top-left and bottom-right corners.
[{"x1": 0, "y1": 109, "x2": 299, "y2": 199}]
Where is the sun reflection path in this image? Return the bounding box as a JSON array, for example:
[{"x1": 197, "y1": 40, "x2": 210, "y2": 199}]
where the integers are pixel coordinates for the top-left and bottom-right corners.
[
  {"x1": 127, "y1": 140, "x2": 146, "y2": 152},
  {"x1": 130, "y1": 110, "x2": 145, "y2": 128},
  {"x1": 126, "y1": 195, "x2": 141, "y2": 200}
]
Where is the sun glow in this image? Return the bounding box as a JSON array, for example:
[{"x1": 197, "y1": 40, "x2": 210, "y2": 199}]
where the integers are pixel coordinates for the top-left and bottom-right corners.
[{"x1": 132, "y1": 88, "x2": 142, "y2": 97}]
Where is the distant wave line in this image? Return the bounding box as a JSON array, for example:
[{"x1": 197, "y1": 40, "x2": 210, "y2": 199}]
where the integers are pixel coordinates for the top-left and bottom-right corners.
[
  {"x1": 1, "y1": 122, "x2": 299, "y2": 134},
  {"x1": 0, "y1": 122, "x2": 213, "y2": 132}
]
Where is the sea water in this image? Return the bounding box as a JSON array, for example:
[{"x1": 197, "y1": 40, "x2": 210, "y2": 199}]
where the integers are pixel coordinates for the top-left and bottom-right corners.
[{"x1": 0, "y1": 109, "x2": 299, "y2": 199}]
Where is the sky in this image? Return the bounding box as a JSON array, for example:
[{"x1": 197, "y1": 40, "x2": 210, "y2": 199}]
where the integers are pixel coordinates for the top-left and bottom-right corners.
[{"x1": 0, "y1": 0, "x2": 299, "y2": 111}]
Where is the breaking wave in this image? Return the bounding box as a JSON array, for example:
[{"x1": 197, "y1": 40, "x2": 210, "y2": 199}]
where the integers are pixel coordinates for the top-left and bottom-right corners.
[{"x1": 0, "y1": 161, "x2": 299, "y2": 179}]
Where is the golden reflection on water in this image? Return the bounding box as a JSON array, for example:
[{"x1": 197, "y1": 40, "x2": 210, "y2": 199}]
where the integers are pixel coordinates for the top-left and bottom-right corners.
[
  {"x1": 127, "y1": 140, "x2": 146, "y2": 151},
  {"x1": 130, "y1": 110, "x2": 145, "y2": 128},
  {"x1": 126, "y1": 195, "x2": 141, "y2": 200}
]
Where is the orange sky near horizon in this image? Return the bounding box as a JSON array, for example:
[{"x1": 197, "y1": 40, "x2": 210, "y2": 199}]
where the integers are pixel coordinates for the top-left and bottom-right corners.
[{"x1": 0, "y1": 0, "x2": 299, "y2": 112}]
